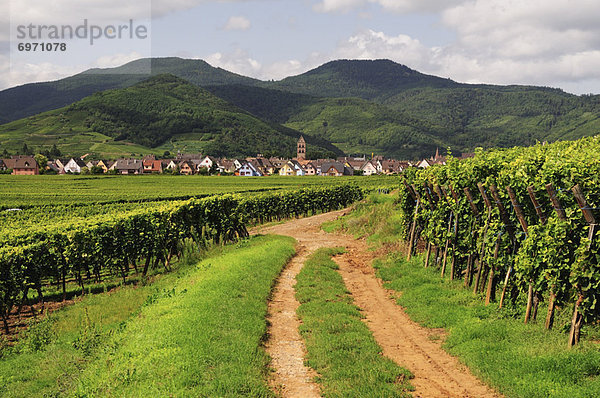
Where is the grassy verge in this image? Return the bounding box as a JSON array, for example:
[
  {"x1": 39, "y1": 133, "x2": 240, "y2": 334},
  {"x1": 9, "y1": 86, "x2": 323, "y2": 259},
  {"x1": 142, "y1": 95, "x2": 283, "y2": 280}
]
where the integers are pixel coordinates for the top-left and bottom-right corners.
[
  {"x1": 321, "y1": 192, "x2": 405, "y2": 248},
  {"x1": 377, "y1": 254, "x2": 600, "y2": 398},
  {"x1": 72, "y1": 234, "x2": 295, "y2": 397},
  {"x1": 0, "y1": 257, "x2": 198, "y2": 397},
  {"x1": 0, "y1": 235, "x2": 295, "y2": 397},
  {"x1": 295, "y1": 247, "x2": 413, "y2": 397},
  {"x1": 330, "y1": 193, "x2": 600, "y2": 398}
]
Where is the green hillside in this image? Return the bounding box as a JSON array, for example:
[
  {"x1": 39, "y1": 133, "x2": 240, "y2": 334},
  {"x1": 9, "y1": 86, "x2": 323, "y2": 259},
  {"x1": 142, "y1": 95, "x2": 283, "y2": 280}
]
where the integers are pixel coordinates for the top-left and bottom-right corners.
[
  {"x1": 0, "y1": 74, "x2": 340, "y2": 159},
  {"x1": 208, "y1": 84, "x2": 441, "y2": 158},
  {"x1": 216, "y1": 61, "x2": 600, "y2": 158},
  {"x1": 265, "y1": 59, "x2": 457, "y2": 100},
  {"x1": 383, "y1": 86, "x2": 600, "y2": 149},
  {"x1": 0, "y1": 58, "x2": 258, "y2": 125}
]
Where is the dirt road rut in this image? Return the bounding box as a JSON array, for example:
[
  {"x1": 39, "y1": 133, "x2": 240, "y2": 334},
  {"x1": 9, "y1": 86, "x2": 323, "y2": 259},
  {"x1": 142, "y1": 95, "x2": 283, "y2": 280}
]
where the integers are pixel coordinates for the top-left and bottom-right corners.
[{"x1": 258, "y1": 210, "x2": 501, "y2": 398}]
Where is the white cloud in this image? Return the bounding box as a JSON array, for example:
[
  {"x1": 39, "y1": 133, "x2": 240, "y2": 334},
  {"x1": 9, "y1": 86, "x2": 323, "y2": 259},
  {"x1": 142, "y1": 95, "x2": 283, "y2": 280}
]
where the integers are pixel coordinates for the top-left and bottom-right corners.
[
  {"x1": 313, "y1": 0, "x2": 461, "y2": 14},
  {"x1": 91, "y1": 51, "x2": 145, "y2": 68},
  {"x1": 204, "y1": 49, "x2": 262, "y2": 76},
  {"x1": 7, "y1": 0, "x2": 260, "y2": 25},
  {"x1": 314, "y1": 0, "x2": 365, "y2": 13},
  {"x1": 334, "y1": 29, "x2": 430, "y2": 67},
  {"x1": 223, "y1": 16, "x2": 251, "y2": 31},
  {"x1": 310, "y1": 0, "x2": 600, "y2": 93},
  {"x1": 0, "y1": 51, "x2": 145, "y2": 90}
]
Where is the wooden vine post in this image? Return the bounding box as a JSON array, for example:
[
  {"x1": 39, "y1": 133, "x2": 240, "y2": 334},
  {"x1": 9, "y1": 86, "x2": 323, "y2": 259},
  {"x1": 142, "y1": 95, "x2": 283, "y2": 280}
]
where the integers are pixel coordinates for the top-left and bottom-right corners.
[
  {"x1": 474, "y1": 183, "x2": 493, "y2": 294},
  {"x1": 403, "y1": 181, "x2": 420, "y2": 261},
  {"x1": 428, "y1": 183, "x2": 443, "y2": 268},
  {"x1": 487, "y1": 185, "x2": 516, "y2": 305},
  {"x1": 504, "y1": 186, "x2": 528, "y2": 310},
  {"x1": 464, "y1": 187, "x2": 480, "y2": 287},
  {"x1": 449, "y1": 186, "x2": 461, "y2": 281},
  {"x1": 569, "y1": 184, "x2": 597, "y2": 347},
  {"x1": 423, "y1": 183, "x2": 437, "y2": 268},
  {"x1": 436, "y1": 184, "x2": 453, "y2": 277},
  {"x1": 538, "y1": 184, "x2": 565, "y2": 329}
]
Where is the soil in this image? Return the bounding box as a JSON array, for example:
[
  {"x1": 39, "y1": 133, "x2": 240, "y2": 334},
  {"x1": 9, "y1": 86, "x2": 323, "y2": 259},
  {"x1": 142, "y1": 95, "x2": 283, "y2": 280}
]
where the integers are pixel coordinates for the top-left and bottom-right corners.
[{"x1": 258, "y1": 209, "x2": 502, "y2": 398}]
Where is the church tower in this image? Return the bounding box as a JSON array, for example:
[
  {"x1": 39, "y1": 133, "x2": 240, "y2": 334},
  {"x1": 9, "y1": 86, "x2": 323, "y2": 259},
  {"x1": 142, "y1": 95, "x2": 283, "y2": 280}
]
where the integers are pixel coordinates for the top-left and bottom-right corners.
[{"x1": 297, "y1": 136, "x2": 306, "y2": 161}]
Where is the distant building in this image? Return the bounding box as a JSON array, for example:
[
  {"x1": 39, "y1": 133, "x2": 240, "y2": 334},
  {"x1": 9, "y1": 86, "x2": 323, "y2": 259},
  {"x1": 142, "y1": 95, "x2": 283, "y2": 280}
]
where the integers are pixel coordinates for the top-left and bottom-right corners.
[
  {"x1": 320, "y1": 162, "x2": 353, "y2": 177},
  {"x1": 360, "y1": 161, "x2": 378, "y2": 176},
  {"x1": 4, "y1": 156, "x2": 39, "y2": 175},
  {"x1": 418, "y1": 148, "x2": 446, "y2": 169},
  {"x1": 143, "y1": 159, "x2": 163, "y2": 174},
  {"x1": 297, "y1": 136, "x2": 306, "y2": 161},
  {"x1": 63, "y1": 158, "x2": 87, "y2": 173},
  {"x1": 238, "y1": 161, "x2": 263, "y2": 177},
  {"x1": 110, "y1": 159, "x2": 144, "y2": 174},
  {"x1": 303, "y1": 162, "x2": 317, "y2": 176}
]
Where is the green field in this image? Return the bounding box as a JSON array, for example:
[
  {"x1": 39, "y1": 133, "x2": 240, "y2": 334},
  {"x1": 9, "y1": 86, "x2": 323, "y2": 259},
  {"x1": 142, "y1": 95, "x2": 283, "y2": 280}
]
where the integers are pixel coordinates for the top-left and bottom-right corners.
[
  {"x1": 0, "y1": 174, "x2": 396, "y2": 208},
  {"x1": 0, "y1": 235, "x2": 295, "y2": 397}
]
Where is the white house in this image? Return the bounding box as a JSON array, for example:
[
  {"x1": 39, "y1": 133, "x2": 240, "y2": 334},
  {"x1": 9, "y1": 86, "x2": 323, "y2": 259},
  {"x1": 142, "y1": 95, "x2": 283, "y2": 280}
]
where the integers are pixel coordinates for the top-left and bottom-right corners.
[
  {"x1": 417, "y1": 159, "x2": 432, "y2": 168},
  {"x1": 290, "y1": 160, "x2": 305, "y2": 176},
  {"x1": 360, "y1": 161, "x2": 378, "y2": 176},
  {"x1": 198, "y1": 156, "x2": 217, "y2": 170},
  {"x1": 238, "y1": 161, "x2": 263, "y2": 176},
  {"x1": 63, "y1": 158, "x2": 87, "y2": 173}
]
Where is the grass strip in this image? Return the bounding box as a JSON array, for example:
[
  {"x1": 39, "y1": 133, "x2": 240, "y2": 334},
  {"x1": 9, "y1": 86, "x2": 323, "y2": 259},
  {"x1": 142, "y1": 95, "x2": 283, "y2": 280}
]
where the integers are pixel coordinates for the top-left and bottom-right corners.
[
  {"x1": 71, "y1": 234, "x2": 295, "y2": 397},
  {"x1": 295, "y1": 247, "x2": 413, "y2": 397}
]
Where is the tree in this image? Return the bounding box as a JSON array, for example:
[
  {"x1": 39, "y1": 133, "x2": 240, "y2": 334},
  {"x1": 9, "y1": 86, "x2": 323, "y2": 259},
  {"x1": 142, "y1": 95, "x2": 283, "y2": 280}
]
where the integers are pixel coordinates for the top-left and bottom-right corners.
[
  {"x1": 90, "y1": 165, "x2": 104, "y2": 174},
  {"x1": 197, "y1": 167, "x2": 209, "y2": 176},
  {"x1": 22, "y1": 143, "x2": 33, "y2": 155},
  {"x1": 49, "y1": 144, "x2": 62, "y2": 159},
  {"x1": 34, "y1": 154, "x2": 48, "y2": 174}
]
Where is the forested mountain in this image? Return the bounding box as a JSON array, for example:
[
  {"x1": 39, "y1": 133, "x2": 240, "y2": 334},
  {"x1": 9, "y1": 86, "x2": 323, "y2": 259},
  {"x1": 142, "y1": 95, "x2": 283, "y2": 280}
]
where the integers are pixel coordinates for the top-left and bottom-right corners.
[
  {"x1": 0, "y1": 58, "x2": 258, "y2": 125},
  {"x1": 208, "y1": 84, "x2": 442, "y2": 158},
  {"x1": 0, "y1": 74, "x2": 340, "y2": 159},
  {"x1": 264, "y1": 59, "x2": 458, "y2": 100},
  {"x1": 2, "y1": 57, "x2": 600, "y2": 159},
  {"x1": 209, "y1": 74, "x2": 600, "y2": 159}
]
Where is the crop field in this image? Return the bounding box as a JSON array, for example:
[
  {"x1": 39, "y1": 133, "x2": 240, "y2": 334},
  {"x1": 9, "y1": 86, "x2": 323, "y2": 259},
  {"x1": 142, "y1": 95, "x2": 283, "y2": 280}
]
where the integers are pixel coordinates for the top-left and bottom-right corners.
[{"x1": 0, "y1": 174, "x2": 395, "y2": 208}]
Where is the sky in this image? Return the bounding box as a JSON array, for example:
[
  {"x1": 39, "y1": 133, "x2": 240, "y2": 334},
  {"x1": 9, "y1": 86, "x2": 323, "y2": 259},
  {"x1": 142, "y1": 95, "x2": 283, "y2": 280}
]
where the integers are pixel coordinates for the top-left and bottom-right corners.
[{"x1": 1, "y1": 0, "x2": 600, "y2": 94}]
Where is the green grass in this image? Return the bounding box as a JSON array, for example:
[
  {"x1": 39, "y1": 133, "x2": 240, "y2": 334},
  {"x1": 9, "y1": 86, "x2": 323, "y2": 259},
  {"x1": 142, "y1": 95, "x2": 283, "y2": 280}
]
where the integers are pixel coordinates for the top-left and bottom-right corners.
[
  {"x1": 0, "y1": 263, "x2": 185, "y2": 397},
  {"x1": 295, "y1": 247, "x2": 413, "y2": 397},
  {"x1": 0, "y1": 174, "x2": 396, "y2": 208},
  {"x1": 322, "y1": 192, "x2": 405, "y2": 246},
  {"x1": 330, "y1": 193, "x2": 600, "y2": 398},
  {"x1": 377, "y1": 254, "x2": 600, "y2": 398},
  {"x1": 72, "y1": 234, "x2": 295, "y2": 397},
  {"x1": 0, "y1": 235, "x2": 295, "y2": 397}
]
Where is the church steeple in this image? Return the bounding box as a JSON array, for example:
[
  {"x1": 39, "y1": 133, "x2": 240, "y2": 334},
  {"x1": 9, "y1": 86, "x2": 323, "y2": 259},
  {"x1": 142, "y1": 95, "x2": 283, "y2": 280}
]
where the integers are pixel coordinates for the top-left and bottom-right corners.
[{"x1": 297, "y1": 136, "x2": 306, "y2": 160}]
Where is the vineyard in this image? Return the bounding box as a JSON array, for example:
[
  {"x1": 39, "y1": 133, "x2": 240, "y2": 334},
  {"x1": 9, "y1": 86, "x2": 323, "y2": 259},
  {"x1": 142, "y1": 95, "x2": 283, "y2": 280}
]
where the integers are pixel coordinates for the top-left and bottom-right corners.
[
  {"x1": 0, "y1": 174, "x2": 393, "y2": 209},
  {"x1": 0, "y1": 184, "x2": 365, "y2": 334},
  {"x1": 397, "y1": 136, "x2": 600, "y2": 346}
]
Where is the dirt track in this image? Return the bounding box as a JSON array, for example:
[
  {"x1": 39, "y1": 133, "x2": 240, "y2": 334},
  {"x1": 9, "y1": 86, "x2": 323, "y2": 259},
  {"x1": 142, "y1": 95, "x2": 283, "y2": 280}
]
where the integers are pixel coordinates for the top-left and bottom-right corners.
[{"x1": 258, "y1": 209, "x2": 502, "y2": 398}]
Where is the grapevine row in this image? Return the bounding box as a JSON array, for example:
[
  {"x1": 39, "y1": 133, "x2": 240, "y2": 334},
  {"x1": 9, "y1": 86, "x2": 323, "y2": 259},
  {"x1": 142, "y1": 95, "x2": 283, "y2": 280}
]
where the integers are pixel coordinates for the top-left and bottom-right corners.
[
  {"x1": 398, "y1": 136, "x2": 600, "y2": 346},
  {"x1": 0, "y1": 185, "x2": 364, "y2": 333}
]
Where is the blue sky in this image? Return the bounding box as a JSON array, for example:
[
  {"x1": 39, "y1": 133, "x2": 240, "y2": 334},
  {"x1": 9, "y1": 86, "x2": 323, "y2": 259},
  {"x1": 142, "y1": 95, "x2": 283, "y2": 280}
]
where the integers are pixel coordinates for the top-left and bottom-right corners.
[{"x1": 2, "y1": 0, "x2": 600, "y2": 94}]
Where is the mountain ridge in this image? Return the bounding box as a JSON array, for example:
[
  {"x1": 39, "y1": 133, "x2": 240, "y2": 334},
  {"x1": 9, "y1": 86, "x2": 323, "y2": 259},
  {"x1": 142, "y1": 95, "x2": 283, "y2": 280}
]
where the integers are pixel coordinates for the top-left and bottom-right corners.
[
  {"x1": 2, "y1": 57, "x2": 600, "y2": 159},
  {"x1": 0, "y1": 74, "x2": 341, "y2": 159}
]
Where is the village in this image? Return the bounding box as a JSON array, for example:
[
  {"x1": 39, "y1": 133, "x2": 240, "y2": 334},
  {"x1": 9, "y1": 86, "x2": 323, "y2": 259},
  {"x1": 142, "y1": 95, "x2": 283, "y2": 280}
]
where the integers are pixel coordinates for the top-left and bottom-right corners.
[{"x1": 1, "y1": 137, "x2": 452, "y2": 176}]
